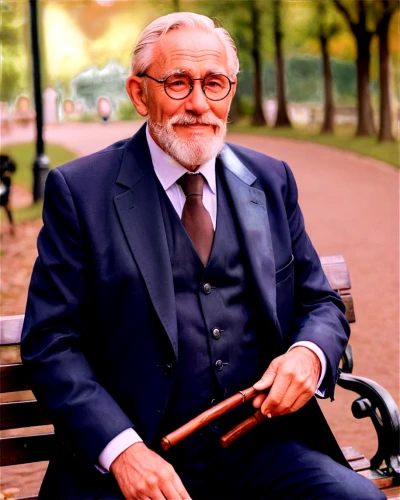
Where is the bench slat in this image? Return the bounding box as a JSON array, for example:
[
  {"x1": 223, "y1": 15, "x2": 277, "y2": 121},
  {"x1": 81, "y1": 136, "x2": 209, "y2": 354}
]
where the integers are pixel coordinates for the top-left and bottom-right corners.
[
  {"x1": 342, "y1": 446, "x2": 365, "y2": 461},
  {"x1": 0, "y1": 400, "x2": 51, "y2": 430},
  {"x1": 0, "y1": 363, "x2": 29, "y2": 393},
  {"x1": 381, "y1": 484, "x2": 400, "y2": 499},
  {"x1": 320, "y1": 255, "x2": 351, "y2": 290},
  {"x1": 0, "y1": 315, "x2": 24, "y2": 345},
  {"x1": 341, "y1": 294, "x2": 356, "y2": 323},
  {"x1": 350, "y1": 457, "x2": 373, "y2": 472},
  {"x1": 0, "y1": 433, "x2": 54, "y2": 466}
]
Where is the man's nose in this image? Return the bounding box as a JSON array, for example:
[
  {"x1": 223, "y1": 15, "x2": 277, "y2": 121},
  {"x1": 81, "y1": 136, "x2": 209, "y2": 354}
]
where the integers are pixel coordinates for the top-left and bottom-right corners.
[{"x1": 185, "y1": 81, "x2": 210, "y2": 115}]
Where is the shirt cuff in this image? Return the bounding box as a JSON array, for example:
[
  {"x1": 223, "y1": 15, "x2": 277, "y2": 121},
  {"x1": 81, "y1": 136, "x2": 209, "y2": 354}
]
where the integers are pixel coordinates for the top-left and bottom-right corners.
[
  {"x1": 288, "y1": 341, "x2": 327, "y2": 397},
  {"x1": 96, "y1": 428, "x2": 143, "y2": 474}
]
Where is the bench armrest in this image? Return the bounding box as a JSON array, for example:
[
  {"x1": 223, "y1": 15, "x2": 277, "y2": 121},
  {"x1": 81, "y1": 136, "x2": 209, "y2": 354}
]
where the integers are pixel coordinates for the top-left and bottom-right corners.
[{"x1": 337, "y1": 371, "x2": 400, "y2": 479}]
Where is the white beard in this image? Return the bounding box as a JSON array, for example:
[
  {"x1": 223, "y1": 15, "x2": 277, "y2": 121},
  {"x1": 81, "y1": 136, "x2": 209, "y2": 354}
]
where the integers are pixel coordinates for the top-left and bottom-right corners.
[{"x1": 148, "y1": 113, "x2": 227, "y2": 169}]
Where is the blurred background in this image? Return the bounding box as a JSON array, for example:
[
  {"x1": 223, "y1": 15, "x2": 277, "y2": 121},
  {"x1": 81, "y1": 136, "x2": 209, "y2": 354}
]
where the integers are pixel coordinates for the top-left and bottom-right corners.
[
  {"x1": 1, "y1": 0, "x2": 398, "y2": 145},
  {"x1": 0, "y1": 1, "x2": 399, "y2": 498}
]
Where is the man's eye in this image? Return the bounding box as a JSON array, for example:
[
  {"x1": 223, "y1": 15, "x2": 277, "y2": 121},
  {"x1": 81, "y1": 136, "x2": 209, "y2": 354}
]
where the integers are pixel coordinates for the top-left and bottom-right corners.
[
  {"x1": 167, "y1": 78, "x2": 188, "y2": 89},
  {"x1": 206, "y1": 80, "x2": 223, "y2": 88}
]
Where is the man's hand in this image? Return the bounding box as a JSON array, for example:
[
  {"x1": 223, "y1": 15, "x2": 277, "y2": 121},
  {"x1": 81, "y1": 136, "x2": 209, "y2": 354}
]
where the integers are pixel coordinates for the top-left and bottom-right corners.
[
  {"x1": 252, "y1": 346, "x2": 321, "y2": 418},
  {"x1": 110, "y1": 442, "x2": 191, "y2": 500}
]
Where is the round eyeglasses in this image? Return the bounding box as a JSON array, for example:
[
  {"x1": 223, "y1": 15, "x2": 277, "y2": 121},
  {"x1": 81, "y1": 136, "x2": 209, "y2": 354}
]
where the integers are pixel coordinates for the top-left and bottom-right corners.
[{"x1": 139, "y1": 73, "x2": 235, "y2": 101}]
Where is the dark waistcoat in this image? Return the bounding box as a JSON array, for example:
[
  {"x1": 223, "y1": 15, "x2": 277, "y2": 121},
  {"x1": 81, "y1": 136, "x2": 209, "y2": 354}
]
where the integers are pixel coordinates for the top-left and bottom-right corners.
[{"x1": 155, "y1": 168, "x2": 269, "y2": 455}]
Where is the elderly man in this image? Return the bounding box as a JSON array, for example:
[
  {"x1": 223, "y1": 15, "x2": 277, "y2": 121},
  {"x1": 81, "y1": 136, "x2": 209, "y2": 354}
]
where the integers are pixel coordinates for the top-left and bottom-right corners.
[{"x1": 22, "y1": 12, "x2": 384, "y2": 500}]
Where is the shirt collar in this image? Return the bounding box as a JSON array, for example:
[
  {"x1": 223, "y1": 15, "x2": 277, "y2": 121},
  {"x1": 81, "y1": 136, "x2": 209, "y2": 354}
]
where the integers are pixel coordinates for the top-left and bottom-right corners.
[{"x1": 146, "y1": 124, "x2": 217, "y2": 194}]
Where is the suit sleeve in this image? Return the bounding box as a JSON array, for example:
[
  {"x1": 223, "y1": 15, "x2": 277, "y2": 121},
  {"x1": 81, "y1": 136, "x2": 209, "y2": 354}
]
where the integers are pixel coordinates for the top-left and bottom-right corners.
[
  {"x1": 21, "y1": 168, "x2": 134, "y2": 466},
  {"x1": 283, "y1": 161, "x2": 350, "y2": 399}
]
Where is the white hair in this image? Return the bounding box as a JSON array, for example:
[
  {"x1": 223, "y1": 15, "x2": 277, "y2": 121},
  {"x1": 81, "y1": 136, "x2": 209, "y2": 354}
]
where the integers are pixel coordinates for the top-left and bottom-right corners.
[{"x1": 130, "y1": 12, "x2": 240, "y2": 78}]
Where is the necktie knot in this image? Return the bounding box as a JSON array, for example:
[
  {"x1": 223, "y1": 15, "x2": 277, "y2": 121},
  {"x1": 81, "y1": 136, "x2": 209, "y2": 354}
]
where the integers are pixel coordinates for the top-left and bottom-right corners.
[{"x1": 177, "y1": 173, "x2": 205, "y2": 198}]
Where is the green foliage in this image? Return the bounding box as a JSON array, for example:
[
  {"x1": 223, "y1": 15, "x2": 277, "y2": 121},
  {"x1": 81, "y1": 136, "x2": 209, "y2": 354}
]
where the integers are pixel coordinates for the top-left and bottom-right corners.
[
  {"x1": 0, "y1": 200, "x2": 44, "y2": 225},
  {"x1": 237, "y1": 95, "x2": 255, "y2": 118},
  {"x1": 13, "y1": 202, "x2": 44, "y2": 224},
  {"x1": 236, "y1": 56, "x2": 357, "y2": 104},
  {"x1": 0, "y1": 143, "x2": 76, "y2": 190},
  {"x1": 186, "y1": 0, "x2": 395, "y2": 111},
  {"x1": 282, "y1": 0, "x2": 345, "y2": 55},
  {"x1": 72, "y1": 62, "x2": 125, "y2": 109},
  {"x1": 3, "y1": 0, "x2": 397, "y2": 113},
  {"x1": 0, "y1": 2, "x2": 28, "y2": 102},
  {"x1": 117, "y1": 101, "x2": 141, "y2": 121},
  {"x1": 78, "y1": 113, "x2": 100, "y2": 123},
  {"x1": 40, "y1": 2, "x2": 90, "y2": 85}
]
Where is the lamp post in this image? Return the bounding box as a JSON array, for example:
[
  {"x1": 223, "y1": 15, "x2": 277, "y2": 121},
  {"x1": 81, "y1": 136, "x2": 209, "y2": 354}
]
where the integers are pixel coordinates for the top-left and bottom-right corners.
[{"x1": 29, "y1": 0, "x2": 49, "y2": 202}]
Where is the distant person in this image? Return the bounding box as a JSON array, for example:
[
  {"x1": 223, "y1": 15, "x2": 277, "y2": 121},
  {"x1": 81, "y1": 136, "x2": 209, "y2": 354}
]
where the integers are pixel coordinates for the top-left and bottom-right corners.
[
  {"x1": 97, "y1": 97, "x2": 112, "y2": 122},
  {"x1": 21, "y1": 12, "x2": 384, "y2": 500},
  {"x1": 0, "y1": 154, "x2": 16, "y2": 235}
]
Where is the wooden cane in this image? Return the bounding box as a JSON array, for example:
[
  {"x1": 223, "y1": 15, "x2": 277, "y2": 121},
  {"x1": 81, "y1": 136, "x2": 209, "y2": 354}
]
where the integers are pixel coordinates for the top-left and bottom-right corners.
[
  {"x1": 161, "y1": 386, "x2": 259, "y2": 451},
  {"x1": 219, "y1": 409, "x2": 268, "y2": 448}
]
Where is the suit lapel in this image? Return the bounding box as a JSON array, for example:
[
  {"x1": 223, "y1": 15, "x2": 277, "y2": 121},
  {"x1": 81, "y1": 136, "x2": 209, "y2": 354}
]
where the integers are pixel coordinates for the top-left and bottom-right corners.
[
  {"x1": 114, "y1": 127, "x2": 178, "y2": 358},
  {"x1": 219, "y1": 145, "x2": 277, "y2": 324}
]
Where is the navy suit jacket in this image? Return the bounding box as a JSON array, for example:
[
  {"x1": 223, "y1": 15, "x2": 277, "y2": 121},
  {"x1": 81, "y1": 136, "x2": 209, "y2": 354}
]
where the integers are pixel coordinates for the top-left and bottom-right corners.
[{"x1": 21, "y1": 124, "x2": 350, "y2": 481}]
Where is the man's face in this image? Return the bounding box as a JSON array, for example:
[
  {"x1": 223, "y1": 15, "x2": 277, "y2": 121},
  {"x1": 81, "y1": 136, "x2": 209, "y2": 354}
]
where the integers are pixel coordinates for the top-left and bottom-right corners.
[{"x1": 127, "y1": 29, "x2": 236, "y2": 169}]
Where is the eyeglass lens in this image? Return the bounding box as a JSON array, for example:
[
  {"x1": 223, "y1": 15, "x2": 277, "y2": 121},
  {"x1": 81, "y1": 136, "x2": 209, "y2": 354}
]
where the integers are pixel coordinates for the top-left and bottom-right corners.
[{"x1": 165, "y1": 74, "x2": 231, "y2": 100}]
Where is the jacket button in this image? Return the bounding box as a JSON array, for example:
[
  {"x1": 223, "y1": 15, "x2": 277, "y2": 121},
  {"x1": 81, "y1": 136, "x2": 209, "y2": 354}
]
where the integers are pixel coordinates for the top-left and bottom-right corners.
[
  {"x1": 164, "y1": 363, "x2": 174, "y2": 376},
  {"x1": 202, "y1": 283, "x2": 212, "y2": 294},
  {"x1": 212, "y1": 328, "x2": 221, "y2": 339},
  {"x1": 215, "y1": 360, "x2": 224, "y2": 371}
]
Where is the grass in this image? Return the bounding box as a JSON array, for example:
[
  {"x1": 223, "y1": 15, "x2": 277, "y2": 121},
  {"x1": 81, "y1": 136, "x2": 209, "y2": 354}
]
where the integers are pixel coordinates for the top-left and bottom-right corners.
[
  {"x1": 1, "y1": 143, "x2": 76, "y2": 190},
  {"x1": 0, "y1": 143, "x2": 76, "y2": 224},
  {"x1": 228, "y1": 122, "x2": 399, "y2": 168},
  {"x1": 10, "y1": 202, "x2": 44, "y2": 224}
]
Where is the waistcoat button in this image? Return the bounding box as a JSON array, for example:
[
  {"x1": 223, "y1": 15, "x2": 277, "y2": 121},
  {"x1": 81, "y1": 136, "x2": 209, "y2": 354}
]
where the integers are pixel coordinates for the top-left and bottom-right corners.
[
  {"x1": 164, "y1": 363, "x2": 174, "y2": 376},
  {"x1": 215, "y1": 359, "x2": 224, "y2": 371},
  {"x1": 212, "y1": 328, "x2": 221, "y2": 339},
  {"x1": 202, "y1": 282, "x2": 212, "y2": 294}
]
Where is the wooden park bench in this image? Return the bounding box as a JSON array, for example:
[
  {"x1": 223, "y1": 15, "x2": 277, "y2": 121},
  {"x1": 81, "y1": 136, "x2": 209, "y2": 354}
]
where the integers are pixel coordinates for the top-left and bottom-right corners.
[{"x1": 0, "y1": 255, "x2": 399, "y2": 499}]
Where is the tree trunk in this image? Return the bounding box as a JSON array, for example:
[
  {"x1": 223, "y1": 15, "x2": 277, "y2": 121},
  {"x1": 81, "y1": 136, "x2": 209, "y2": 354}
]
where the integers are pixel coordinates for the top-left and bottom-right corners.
[
  {"x1": 320, "y1": 34, "x2": 334, "y2": 134},
  {"x1": 250, "y1": 1, "x2": 266, "y2": 126},
  {"x1": 355, "y1": 30, "x2": 375, "y2": 136},
  {"x1": 377, "y1": 11, "x2": 394, "y2": 142},
  {"x1": 173, "y1": 0, "x2": 180, "y2": 11},
  {"x1": 273, "y1": 0, "x2": 291, "y2": 128},
  {"x1": 333, "y1": 0, "x2": 375, "y2": 137}
]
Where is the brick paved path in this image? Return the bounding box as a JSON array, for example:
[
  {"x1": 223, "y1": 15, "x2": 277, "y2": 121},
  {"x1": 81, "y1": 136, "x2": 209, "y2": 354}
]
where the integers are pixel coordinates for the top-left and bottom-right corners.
[{"x1": 1, "y1": 122, "x2": 398, "y2": 497}]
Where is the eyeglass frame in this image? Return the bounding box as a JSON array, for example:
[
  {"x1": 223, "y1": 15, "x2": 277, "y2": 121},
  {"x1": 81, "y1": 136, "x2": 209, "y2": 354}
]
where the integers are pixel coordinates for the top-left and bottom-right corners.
[{"x1": 138, "y1": 72, "x2": 236, "y2": 101}]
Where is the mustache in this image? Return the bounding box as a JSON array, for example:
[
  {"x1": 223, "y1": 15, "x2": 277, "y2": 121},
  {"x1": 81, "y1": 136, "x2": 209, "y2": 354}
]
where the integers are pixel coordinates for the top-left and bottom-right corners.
[{"x1": 169, "y1": 113, "x2": 223, "y2": 127}]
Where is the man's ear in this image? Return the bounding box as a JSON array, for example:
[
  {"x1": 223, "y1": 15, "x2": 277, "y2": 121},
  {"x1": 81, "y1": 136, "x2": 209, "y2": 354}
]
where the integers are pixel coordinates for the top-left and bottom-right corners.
[
  {"x1": 230, "y1": 75, "x2": 238, "y2": 101},
  {"x1": 126, "y1": 76, "x2": 148, "y2": 117}
]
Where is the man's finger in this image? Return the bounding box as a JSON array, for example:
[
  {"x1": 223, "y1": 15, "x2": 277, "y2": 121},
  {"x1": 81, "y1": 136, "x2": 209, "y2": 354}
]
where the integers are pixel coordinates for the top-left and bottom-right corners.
[
  {"x1": 262, "y1": 370, "x2": 317, "y2": 417},
  {"x1": 162, "y1": 480, "x2": 191, "y2": 500},
  {"x1": 253, "y1": 356, "x2": 282, "y2": 391},
  {"x1": 158, "y1": 469, "x2": 191, "y2": 500},
  {"x1": 169, "y1": 476, "x2": 192, "y2": 500},
  {"x1": 179, "y1": 489, "x2": 192, "y2": 500},
  {"x1": 252, "y1": 392, "x2": 268, "y2": 408},
  {"x1": 262, "y1": 380, "x2": 303, "y2": 416},
  {"x1": 259, "y1": 371, "x2": 292, "y2": 416},
  {"x1": 274, "y1": 388, "x2": 314, "y2": 417}
]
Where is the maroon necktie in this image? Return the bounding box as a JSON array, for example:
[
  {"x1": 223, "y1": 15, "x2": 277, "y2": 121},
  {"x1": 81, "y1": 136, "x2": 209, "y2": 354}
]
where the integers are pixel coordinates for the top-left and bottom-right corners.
[{"x1": 178, "y1": 173, "x2": 214, "y2": 266}]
